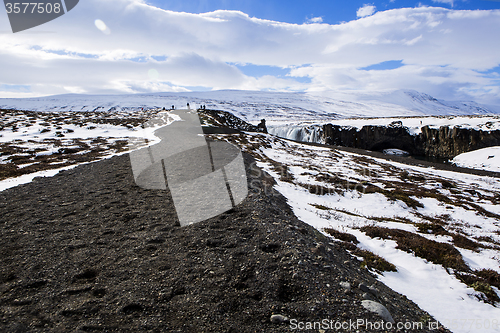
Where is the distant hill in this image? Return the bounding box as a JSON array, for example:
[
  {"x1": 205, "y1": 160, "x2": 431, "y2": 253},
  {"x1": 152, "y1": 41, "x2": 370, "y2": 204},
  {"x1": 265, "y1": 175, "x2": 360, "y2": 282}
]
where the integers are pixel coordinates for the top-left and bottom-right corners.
[{"x1": 1, "y1": 89, "x2": 499, "y2": 124}]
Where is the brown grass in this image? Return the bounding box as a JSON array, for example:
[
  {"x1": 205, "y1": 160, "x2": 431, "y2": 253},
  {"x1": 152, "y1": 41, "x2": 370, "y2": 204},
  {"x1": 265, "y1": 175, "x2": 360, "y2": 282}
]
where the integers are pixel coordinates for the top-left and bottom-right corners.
[
  {"x1": 266, "y1": 160, "x2": 294, "y2": 183},
  {"x1": 463, "y1": 202, "x2": 500, "y2": 220},
  {"x1": 452, "y1": 234, "x2": 481, "y2": 251},
  {"x1": 420, "y1": 213, "x2": 452, "y2": 224},
  {"x1": 455, "y1": 271, "x2": 500, "y2": 305},
  {"x1": 315, "y1": 173, "x2": 362, "y2": 192},
  {"x1": 440, "y1": 180, "x2": 457, "y2": 189},
  {"x1": 0, "y1": 137, "x2": 131, "y2": 181},
  {"x1": 323, "y1": 228, "x2": 359, "y2": 244},
  {"x1": 360, "y1": 226, "x2": 469, "y2": 272},
  {"x1": 369, "y1": 216, "x2": 414, "y2": 224},
  {"x1": 475, "y1": 236, "x2": 500, "y2": 247},
  {"x1": 475, "y1": 269, "x2": 500, "y2": 289},
  {"x1": 310, "y1": 204, "x2": 330, "y2": 210},
  {"x1": 381, "y1": 189, "x2": 424, "y2": 209},
  {"x1": 353, "y1": 249, "x2": 397, "y2": 273},
  {"x1": 415, "y1": 222, "x2": 449, "y2": 235}
]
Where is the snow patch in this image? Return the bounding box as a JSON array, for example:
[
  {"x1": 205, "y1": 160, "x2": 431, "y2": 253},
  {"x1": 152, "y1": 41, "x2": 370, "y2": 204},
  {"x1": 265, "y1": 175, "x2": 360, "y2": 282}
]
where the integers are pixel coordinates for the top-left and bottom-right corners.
[{"x1": 452, "y1": 147, "x2": 500, "y2": 172}]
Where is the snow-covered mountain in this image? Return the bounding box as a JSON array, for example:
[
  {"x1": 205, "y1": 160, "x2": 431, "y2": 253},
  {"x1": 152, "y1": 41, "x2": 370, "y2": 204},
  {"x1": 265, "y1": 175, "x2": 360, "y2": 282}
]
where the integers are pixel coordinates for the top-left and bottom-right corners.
[{"x1": 0, "y1": 89, "x2": 498, "y2": 124}]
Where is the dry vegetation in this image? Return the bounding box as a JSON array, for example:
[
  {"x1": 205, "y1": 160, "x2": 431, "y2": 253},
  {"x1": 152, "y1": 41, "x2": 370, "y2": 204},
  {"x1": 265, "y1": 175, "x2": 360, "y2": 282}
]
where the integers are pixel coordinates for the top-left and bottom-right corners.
[
  {"x1": 211, "y1": 132, "x2": 500, "y2": 306},
  {"x1": 0, "y1": 108, "x2": 162, "y2": 181},
  {"x1": 323, "y1": 227, "x2": 397, "y2": 274}
]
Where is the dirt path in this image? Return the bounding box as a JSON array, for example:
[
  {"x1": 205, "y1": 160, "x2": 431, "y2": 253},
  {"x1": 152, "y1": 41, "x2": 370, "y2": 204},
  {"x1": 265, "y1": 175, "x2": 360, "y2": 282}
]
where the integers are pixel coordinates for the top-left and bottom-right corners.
[{"x1": 1, "y1": 152, "x2": 445, "y2": 332}]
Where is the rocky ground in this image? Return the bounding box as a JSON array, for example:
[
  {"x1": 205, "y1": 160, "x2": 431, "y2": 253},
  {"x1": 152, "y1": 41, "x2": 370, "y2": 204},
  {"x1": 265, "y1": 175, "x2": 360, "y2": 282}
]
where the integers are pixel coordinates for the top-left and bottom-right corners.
[{"x1": 0, "y1": 150, "x2": 447, "y2": 332}]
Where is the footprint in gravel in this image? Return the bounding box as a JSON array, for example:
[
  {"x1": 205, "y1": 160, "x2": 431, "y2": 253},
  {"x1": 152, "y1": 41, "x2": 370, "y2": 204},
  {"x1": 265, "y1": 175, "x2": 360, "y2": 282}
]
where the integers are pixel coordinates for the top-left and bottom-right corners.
[
  {"x1": 60, "y1": 309, "x2": 81, "y2": 318},
  {"x1": 122, "y1": 303, "x2": 144, "y2": 314},
  {"x1": 157, "y1": 264, "x2": 171, "y2": 271},
  {"x1": 101, "y1": 230, "x2": 115, "y2": 236},
  {"x1": 239, "y1": 227, "x2": 255, "y2": 236},
  {"x1": 147, "y1": 237, "x2": 165, "y2": 244},
  {"x1": 92, "y1": 288, "x2": 106, "y2": 298},
  {"x1": 72, "y1": 269, "x2": 98, "y2": 284},
  {"x1": 26, "y1": 280, "x2": 48, "y2": 289},
  {"x1": 64, "y1": 286, "x2": 92, "y2": 295},
  {"x1": 206, "y1": 239, "x2": 223, "y2": 247},
  {"x1": 260, "y1": 243, "x2": 281, "y2": 253},
  {"x1": 3, "y1": 273, "x2": 17, "y2": 283},
  {"x1": 143, "y1": 245, "x2": 158, "y2": 252}
]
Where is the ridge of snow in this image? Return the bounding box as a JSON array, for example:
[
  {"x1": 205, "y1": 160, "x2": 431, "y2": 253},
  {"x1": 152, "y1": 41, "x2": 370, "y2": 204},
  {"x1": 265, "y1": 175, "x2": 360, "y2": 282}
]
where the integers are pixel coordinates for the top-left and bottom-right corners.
[{"x1": 1, "y1": 90, "x2": 498, "y2": 125}]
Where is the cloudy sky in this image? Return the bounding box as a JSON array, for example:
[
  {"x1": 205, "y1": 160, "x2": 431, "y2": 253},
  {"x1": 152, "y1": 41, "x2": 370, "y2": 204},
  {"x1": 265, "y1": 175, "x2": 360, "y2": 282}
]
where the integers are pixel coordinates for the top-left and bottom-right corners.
[{"x1": 1, "y1": 0, "x2": 500, "y2": 104}]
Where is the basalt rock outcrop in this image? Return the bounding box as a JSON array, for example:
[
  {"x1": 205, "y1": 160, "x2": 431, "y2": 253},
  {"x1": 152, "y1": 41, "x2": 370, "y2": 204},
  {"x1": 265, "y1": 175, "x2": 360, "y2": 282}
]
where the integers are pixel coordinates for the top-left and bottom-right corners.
[
  {"x1": 199, "y1": 109, "x2": 267, "y2": 133},
  {"x1": 323, "y1": 122, "x2": 500, "y2": 159},
  {"x1": 324, "y1": 122, "x2": 416, "y2": 155},
  {"x1": 416, "y1": 125, "x2": 500, "y2": 159}
]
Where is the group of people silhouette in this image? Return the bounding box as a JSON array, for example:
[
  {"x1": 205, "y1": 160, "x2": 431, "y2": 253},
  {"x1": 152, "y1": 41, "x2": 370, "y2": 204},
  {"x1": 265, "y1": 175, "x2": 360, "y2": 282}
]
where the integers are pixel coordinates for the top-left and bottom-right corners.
[{"x1": 167, "y1": 103, "x2": 206, "y2": 110}]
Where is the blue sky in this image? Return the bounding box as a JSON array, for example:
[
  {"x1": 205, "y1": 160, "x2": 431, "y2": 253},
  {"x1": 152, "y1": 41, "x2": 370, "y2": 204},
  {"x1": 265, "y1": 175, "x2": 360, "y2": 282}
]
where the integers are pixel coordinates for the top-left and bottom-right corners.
[
  {"x1": 1, "y1": 0, "x2": 500, "y2": 104},
  {"x1": 146, "y1": 0, "x2": 500, "y2": 24}
]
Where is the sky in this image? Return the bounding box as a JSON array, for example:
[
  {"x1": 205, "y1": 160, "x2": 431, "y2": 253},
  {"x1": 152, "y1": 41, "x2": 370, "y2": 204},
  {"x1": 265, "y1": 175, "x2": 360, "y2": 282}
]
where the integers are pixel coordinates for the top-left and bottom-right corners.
[{"x1": 0, "y1": 0, "x2": 500, "y2": 105}]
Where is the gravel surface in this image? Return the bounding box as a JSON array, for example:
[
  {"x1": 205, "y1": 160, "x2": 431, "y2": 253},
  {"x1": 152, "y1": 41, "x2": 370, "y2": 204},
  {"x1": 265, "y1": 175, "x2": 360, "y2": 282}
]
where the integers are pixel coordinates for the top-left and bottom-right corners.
[{"x1": 1, "y1": 150, "x2": 448, "y2": 332}]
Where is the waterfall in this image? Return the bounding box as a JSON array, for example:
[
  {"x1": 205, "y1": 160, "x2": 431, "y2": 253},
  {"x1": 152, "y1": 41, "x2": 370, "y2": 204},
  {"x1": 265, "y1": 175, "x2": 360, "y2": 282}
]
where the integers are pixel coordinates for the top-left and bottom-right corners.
[{"x1": 267, "y1": 124, "x2": 324, "y2": 144}]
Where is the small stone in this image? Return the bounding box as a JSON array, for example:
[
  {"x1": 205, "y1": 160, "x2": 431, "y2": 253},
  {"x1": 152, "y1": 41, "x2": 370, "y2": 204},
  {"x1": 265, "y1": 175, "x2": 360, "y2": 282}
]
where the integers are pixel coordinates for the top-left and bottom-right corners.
[
  {"x1": 369, "y1": 286, "x2": 380, "y2": 298},
  {"x1": 339, "y1": 281, "x2": 351, "y2": 291},
  {"x1": 361, "y1": 300, "x2": 395, "y2": 323},
  {"x1": 362, "y1": 292, "x2": 375, "y2": 301},
  {"x1": 270, "y1": 314, "x2": 289, "y2": 324},
  {"x1": 359, "y1": 283, "x2": 370, "y2": 293},
  {"x1": 311, "y1": 244, "x2": 324, "y2": 254}
]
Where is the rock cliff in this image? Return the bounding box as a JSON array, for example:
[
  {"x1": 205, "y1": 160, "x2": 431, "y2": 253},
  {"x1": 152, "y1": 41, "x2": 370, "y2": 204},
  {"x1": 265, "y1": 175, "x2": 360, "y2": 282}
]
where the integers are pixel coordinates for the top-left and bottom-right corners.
[{"x1": 323, "y1": 123, "x2": 500, "y2": 159}]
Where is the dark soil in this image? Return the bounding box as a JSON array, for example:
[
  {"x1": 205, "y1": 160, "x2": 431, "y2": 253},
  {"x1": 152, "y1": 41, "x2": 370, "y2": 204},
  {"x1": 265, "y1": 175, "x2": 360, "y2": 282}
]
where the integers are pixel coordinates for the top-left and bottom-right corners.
[{"x1": 1, "y1": 152, "x2": 447, "y2": 332}]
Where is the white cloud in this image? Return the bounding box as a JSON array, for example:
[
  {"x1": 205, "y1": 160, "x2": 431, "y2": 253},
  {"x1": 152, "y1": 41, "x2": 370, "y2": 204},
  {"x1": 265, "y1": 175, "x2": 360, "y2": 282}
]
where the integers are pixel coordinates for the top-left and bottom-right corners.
[
  {"x1": 431, "y1": 0, "x2": 467, "y2": 8},
  {"x1": 0, "y1": 1, "x2": 499, "y2": 104},
  {"x1": 432, "y1": 0, "x2": 455, "y2": 7},
  {"x1": 306, "y1": 16, "x2": 323, "y2": 24},
  {"x1": 357, "y1": 4, "x2": 377, "y2": 18},
  {"x1": 404, "y1": 35, "x2": 423, "y2": 46}
]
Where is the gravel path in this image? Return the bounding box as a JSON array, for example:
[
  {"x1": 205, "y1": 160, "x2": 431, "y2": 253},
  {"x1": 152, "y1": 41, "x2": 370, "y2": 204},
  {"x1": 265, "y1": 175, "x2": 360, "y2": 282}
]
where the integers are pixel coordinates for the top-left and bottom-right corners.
[{"x1": 1, "y1": 151, "x2": 447, "y2": 332}]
